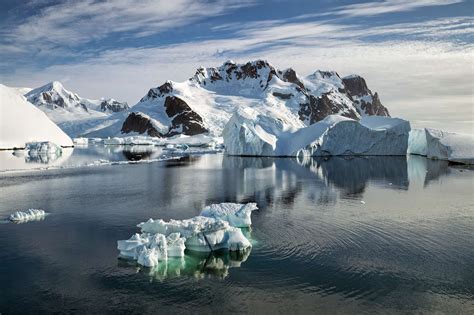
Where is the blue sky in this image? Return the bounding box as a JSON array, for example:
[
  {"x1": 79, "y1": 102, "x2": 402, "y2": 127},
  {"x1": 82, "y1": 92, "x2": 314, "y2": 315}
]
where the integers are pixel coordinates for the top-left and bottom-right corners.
[{"x1": 1, "y1": 0, "x2": 473, "y2": 132}]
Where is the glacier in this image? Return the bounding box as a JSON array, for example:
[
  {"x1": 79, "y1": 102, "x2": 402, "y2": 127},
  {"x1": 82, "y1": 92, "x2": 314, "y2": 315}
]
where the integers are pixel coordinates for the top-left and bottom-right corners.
[
  {"x1": 117, "y1": 203, "x2": 256, "y2": 267},
  {"x1": 408, "y1": 128, "x2": 474, "y2": 164},
  {"x1": 0, "y1": 84, "x2": 73, "y2": 149},
  {"x1": 223, "y1": 108, "x2": 410, "y2": 157}
]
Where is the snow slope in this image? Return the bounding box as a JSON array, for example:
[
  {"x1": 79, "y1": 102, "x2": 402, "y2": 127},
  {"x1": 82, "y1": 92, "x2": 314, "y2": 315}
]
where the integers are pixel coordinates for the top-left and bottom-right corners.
[
  {"x1": 223, "y1": 110, "x2": 410, "y2": 157},
  {"x1": 0, "y1": 84, "x2": 73, "y2": 149},
  {"x1": 408, "y1": 128, "x2": 474, "y2": 164},
  {"x1": 88, "y1": 60, "x2": 389, "y2": 138}
]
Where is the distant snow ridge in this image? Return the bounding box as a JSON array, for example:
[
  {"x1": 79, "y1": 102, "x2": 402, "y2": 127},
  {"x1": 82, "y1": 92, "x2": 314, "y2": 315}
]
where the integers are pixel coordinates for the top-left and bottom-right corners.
[
  {"x1": 25, "y1": 81, "x2": 129, "y2": 115},
  {"x1": 88, "y1": 60, "x2": 389, "y2": 138},
  {"x1": 117, "y1": 203, "x2": 257, "y2": 267},
  {"x1": 408, "y1": 128, "x2": 474, "y2": 164},
  {"x1": 9, "y1": 209, "x2": 46, "y2": 222},
  {"x1": 24, "y1": 81, "x2": 129, "y2": 137}
]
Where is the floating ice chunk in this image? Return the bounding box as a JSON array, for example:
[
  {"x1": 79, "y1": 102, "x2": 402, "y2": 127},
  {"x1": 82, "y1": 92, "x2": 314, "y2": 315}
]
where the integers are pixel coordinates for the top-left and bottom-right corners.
[
  {"x1": 25, "y1": 141, "x2": 62, "y2": 156},
  {"x1": 138, "y1": 216, "x2": 229, "y2": 238},
  {"x1": 200, "y1": 203, "x2": 258, "y2": 228},
  {"x1": 73, "y1": 137, "x2": 88, "y2": 145},
  {"x1": 137, "y1": 247, "x2": 159, "y2": 267},
  {"x1": 118, "y1": 203, "x2": 257, "y2": 266},
  {"x1": 227, "y1": 227, "x2": 252, "y2": 251},
  {"x1": 9, "y1": 209, "x2": 46, "y2": 222},
  {"x1": 117, "y1": 233, "x2": 149, "y2": 259},
  {"x1": 166, "y1": 233, "x2": 186, "y2": 257},
  {"x1": 123, "y1": 136, "x2": 156, "y2": 146},
  {"x1": 89, "y1": 138, "x2": 103, "y2": 144},
  {"x1": 408, "y1": 128, "x2": 474, "y2": 164},
  {"x1": 148, "y1": 233, "x2": 168, "y2": 261},
  {"x1": 104, "y1": 137, "x2": 124, "y2": 145}
]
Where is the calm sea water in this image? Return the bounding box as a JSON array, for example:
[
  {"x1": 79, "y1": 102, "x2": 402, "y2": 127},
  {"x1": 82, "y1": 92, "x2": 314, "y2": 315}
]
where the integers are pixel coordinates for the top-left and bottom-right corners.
[{"x1": 0, "y1": 146, "x2": 473, "y2": 314}]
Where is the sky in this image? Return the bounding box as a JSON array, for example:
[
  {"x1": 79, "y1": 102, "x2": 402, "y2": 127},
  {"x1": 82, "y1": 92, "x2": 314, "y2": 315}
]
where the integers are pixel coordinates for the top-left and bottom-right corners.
[{"x1": 0, "y1": 0, "x2": 473, "y2": 133}]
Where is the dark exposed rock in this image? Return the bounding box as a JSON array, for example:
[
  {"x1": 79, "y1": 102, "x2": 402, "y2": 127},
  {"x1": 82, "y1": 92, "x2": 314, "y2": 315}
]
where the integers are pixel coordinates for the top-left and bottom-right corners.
[
  {"x1": 281, "y1": 68, "x2": 305, "y2": 90},
  {"x1": 342, "y1": 75, "x2": 390, "y2": 116},
  {"x1": 159, "y1": 81, "x2": 173, "y2": 95},
  {"x1": 164, "y1": 96, "x2": 207, "y2": 136},
  {"x1": 342, "y1": 75, "x2": 371, "y2": 97},
  {"x1": 299, "y1": 94, "x2": 358, "y2": 124},
  {"x1": 358, "y1": 92, "x2": 390, "y2": 116},
  {"x1": 121, "y1": 112, "x2": 163, "y2": 137},
  {"x1": 100, "y1": 99, "x2": 129, "y2": 112},
  {"x1": 272, "y1": 92, "x2": 294, "y2": 100},
  {"x1": 131, "y1": 60, "x2": 391, "y2": 138},
  {"x1": 142, "y1": 81, "x2": 174, "y2": 102}
]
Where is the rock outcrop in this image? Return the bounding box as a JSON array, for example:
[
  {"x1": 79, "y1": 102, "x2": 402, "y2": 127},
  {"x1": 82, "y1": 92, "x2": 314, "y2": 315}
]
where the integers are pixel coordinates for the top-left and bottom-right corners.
[{"x1": 93, "y1": 60, "x2": 390, "y2": 138}]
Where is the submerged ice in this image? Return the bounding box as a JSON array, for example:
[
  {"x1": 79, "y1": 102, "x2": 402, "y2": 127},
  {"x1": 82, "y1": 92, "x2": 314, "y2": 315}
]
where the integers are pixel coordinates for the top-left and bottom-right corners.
[{"x1": 117, "y1": 203, "x2": 257, "y2": 267}]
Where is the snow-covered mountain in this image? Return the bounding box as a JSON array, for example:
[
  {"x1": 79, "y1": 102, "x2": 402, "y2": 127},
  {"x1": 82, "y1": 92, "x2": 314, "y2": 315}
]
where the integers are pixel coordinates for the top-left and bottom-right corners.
[
  {"x1": 0, "y1": 84, "x2": 73, "y2": 149},
  {"x1": 93, "y1": 60, "x2": 389, "y2": 138},
  {"x1": 24, "y1": 81, "x2": 129, "y2": 136}
]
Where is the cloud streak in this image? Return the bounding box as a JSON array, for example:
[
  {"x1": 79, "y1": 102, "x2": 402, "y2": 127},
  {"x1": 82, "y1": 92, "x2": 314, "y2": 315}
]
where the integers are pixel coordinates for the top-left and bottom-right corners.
[
  {"x1": 0, "y1": 0, "x2": 256, "y2": 59},
  {"x1": 326, "y1": 0, "x2": 463, "y2": 17}
]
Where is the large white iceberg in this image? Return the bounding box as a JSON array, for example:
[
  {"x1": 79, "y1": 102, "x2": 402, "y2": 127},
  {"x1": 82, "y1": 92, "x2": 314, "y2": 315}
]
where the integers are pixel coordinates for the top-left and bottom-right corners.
[
  {"x1": 408, "y1": 128, "x2": 474, "y2": 164},
  {"x1": 223, "y1": 108, "x2": 410, "y2": 157},
  {"x1": 9, "y1": 209, "x2": 46, "y2": 222},
  {"x1": 117, "y1": 203, "x2": 256, "y2": 267},
  {"x1": 0, "y1": 84, "x2": 73, "y2": 149}
]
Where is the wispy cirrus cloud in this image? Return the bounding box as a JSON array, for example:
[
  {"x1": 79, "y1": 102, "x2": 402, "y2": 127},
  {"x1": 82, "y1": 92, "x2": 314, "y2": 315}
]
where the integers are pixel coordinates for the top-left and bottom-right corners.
[
  {"x1": 0, "y1": 0, "x2": 256, "y2": 59},
  {"x1": 324, "y1": 0, "x2": 463, "y2": 17},
  {"x1": 1, "y1": 1, "x2": 472, "y2": 133}
]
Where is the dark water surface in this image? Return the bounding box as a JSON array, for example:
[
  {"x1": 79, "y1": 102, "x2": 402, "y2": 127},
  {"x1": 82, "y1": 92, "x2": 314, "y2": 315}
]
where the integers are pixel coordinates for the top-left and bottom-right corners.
[{"x1": 0, "y1": 147, "x2": 473, "y2": 314}]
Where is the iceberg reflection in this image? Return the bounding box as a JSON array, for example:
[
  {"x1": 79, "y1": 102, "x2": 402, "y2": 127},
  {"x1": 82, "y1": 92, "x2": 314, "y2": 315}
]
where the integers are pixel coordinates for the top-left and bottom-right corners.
[{"x1": 118, "y1": 248, "x2": 251, "y2": 281}]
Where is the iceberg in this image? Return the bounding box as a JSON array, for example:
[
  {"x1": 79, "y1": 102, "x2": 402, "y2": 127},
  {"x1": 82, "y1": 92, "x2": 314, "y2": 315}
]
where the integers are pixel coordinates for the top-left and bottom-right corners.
[
  {"x1": 117, "y1": 203, "x2": 256, "y2": 267},
  {"x1": 200, "y1": 202, "x2": 258, "y2": 228},
  {"x1": 408, "y1": 128, "x2": 474, "y2": 164},
  {"x1": 103, "y1": 137, "x2": 125, "y2": 145},
  {"x1": 223, "y1": 108, "x2": 410, "y2": 157},
  {"x1": 0, "y1": 84, "x2": 73, "y2": 149},
  {"x1": 73, "y1": 137, "x2": 88, "y2": 145},
  {"x1": 9, "y1": 209, "x2": 46, "y2": 222},
  {"x1": 25, "y1": 141, "x2": 62, "y2": 156}
]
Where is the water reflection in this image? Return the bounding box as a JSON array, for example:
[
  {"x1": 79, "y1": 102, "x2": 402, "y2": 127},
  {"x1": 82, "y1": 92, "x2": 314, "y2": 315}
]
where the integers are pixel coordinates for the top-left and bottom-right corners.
[
  {"x1": 297, "y1": 156, "x2": 409, "y2": 194},
  {"x1": 0, "y1": 148, "x2": 74, "y2": 172},
  {"x1": 122, "y1": 145, "x2": 162, "y2": 161},
  {"x1": 118, "y1": 249, "x2": 251, "y2": 281}
]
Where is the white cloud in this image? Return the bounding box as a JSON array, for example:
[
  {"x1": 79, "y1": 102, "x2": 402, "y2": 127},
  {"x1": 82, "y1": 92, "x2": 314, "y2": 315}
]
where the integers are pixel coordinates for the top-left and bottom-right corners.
[
  {"x1": 0, "y1": 0, "x2": 256, "y2": 56},
  {"x1": 2, "y1": 15, "x2": 473, "y2": 134}
]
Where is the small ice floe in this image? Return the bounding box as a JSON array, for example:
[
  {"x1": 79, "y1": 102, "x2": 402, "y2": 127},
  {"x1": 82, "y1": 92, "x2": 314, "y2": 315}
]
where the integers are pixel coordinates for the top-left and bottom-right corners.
[
  {"x1": 200, "y1": 202, "x2": 258, "y2": 228},
  {"x1": 25, "y1": 141, "x2": 62, "y2": 156},
  {"x1": 73, "y1": 137, "x2": 88, "y2": 145},
  {"x1": 117, "y1": 203, "x2": 256, "y2": 267},
  {"x1": 89, "y1": 138, "x2": 103, "y2": 144},
  {"x1": 9, "y1": 209, "x2": 46, "y2": 222}
]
